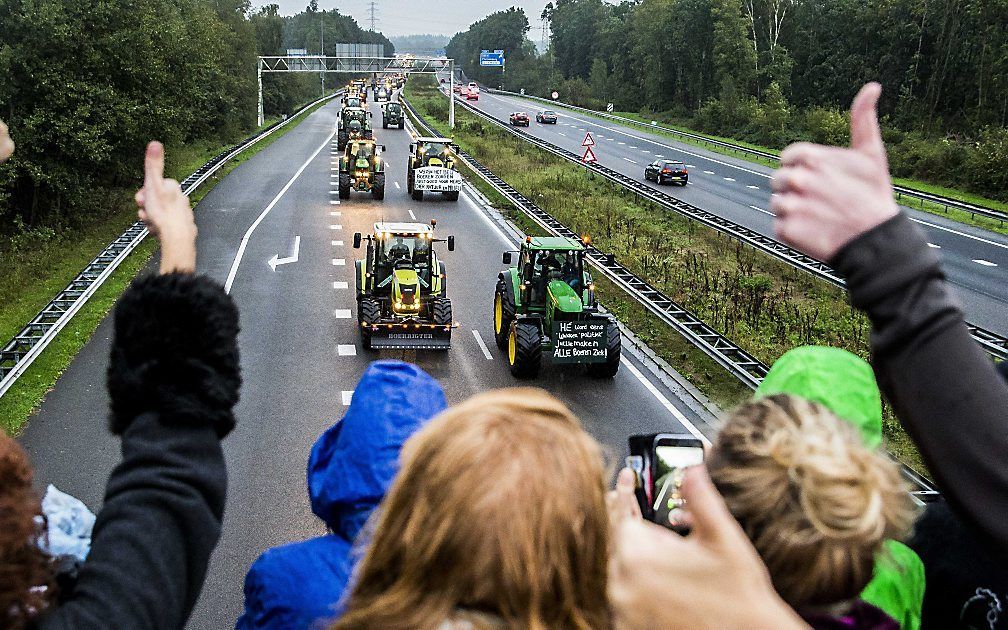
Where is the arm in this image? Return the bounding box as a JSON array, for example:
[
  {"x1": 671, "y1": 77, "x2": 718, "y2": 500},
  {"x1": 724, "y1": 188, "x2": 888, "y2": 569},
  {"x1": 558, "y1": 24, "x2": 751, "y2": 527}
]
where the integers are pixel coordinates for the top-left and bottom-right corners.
[
  {"x1": 832, "y1": 214, "x2": 1008, "y2": 548},
  {"x1": 34, "y1": 273, "x2": 240, "y2": 629}
]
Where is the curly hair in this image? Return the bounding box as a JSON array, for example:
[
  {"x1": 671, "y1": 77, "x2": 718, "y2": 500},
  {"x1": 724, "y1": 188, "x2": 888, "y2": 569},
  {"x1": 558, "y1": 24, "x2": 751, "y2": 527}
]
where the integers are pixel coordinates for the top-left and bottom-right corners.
[
  {"x1": 0, "y1": 435, "x2": 53, "y2": 626},
  {"x1": 707, "y1": 394, "x2": 916, "y2": 610}
]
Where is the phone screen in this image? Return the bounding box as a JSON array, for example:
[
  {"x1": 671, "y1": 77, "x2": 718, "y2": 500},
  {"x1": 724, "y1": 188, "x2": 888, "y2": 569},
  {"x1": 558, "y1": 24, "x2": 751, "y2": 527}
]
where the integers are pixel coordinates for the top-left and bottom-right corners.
[{"x1": 652, "y1": 444, "x2": 704, "y2": 527}]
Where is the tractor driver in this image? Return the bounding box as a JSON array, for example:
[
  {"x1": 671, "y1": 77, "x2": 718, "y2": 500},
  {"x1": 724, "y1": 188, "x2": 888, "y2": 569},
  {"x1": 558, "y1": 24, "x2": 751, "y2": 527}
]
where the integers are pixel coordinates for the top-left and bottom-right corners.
[
  {"x1": 561, "y1": 253, "x2": 582, "y2": 293},
  {"x1": 387, "y1": 237, "x2": 411, "y2": 263}
]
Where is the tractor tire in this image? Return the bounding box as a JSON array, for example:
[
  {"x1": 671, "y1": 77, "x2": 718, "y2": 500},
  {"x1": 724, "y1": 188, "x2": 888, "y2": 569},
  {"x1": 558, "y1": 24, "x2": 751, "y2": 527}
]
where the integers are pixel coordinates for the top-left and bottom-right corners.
[
  {"x1": 382, "y1": 120, "x2": 388, "y2": 129},
  {"x1": 443, "y1": 190, "x2": 460, "y2": 201},
  {"x1": 337, "y1": 133, "x2": 348, "y2": 151},
  {"x1": 432, "y1": 297, "x2": 453, "y2": 326},
  {"x1": 358, "y1": 297, "x2": 381, "y2": 351},
  {"x1": 373, "y1": 175, "x2": 385, "y2": 200},
  {"x1": 411, "y1": 188, "x2": 423, "y2": 201},
  {"x1": 406, "y1": 171, "x2": 413, "y2": 194},
  {"x1": 587, "y1": 321, "x2": 621, "y2": 378},
  {"x1": 507, "y1": 320, "x2": 542, "y2": 379},
  {"x1": 398, "y1": 120, "x2": 405, "y2": 129},
  {"x1": 339, "y1": 175, "x2": 350, "y2": 199},
  {"x1": 493, "y1": 279, "x2": 515, "y2": 349}
]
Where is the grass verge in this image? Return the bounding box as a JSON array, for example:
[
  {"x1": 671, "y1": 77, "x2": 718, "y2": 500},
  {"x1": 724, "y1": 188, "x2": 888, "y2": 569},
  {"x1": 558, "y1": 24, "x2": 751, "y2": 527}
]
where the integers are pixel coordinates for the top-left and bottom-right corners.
[
  {"x1": 0, "y1": 98, "x2": 332, "y2": 435},
  {"x1": 409, "y1": 78, "x2": 925, "y2": 472}
]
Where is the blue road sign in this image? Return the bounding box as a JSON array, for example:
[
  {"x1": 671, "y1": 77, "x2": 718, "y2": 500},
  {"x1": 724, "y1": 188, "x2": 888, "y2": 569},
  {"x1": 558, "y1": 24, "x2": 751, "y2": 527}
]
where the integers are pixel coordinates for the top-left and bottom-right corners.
[{"x1": 480, "y1": 50, "x2": 505, "y2": 67}]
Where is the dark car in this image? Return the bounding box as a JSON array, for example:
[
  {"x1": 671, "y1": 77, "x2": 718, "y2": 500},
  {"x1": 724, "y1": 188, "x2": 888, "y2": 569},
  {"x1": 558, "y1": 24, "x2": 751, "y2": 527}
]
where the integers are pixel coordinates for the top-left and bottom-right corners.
[
  {"x1": 509, "y1": 112, "x2": 530, "y2": 127},
  {"x1": 644, "y1": 159, "x2": 688, "y2": 186},
  {"x1": 536, "y1": 110, "x2": 558, "y2": 124}
]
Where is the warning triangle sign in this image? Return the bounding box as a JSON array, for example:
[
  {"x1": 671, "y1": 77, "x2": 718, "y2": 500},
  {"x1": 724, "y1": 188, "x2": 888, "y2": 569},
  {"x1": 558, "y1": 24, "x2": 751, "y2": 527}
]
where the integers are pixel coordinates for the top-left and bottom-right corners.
[
  {"x1": 582, "y1": 132, "x2": 595, "y2": 147},
  {"x1": 582, "y1": 146, "x2": 597, "y2": 163}
]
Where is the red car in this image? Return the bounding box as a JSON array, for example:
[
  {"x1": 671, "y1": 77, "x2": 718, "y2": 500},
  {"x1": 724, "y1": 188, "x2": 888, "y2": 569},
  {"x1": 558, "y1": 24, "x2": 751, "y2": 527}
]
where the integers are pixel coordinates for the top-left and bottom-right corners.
[{"x1": 509, "y1": 112, "x2": 530, "y2": 127}]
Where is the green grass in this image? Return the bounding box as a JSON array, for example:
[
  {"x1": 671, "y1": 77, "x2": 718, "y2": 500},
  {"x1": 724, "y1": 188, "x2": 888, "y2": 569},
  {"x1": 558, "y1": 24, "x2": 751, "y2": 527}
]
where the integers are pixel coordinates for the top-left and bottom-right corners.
[
  {"x1": 522, "y1": 97, "x2": 1008, "y2": 236},
  {"x1": 0, "y1": 98, "x2": 331, "y2": 436},
  {"x1": 408, "y1": 77, "x2": 926, "y2": 473}
]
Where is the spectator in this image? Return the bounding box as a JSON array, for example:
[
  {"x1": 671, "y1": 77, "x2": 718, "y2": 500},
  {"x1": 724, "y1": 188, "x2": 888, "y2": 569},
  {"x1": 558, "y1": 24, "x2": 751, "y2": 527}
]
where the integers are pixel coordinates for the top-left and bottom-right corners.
[
  {"x1": 755, "y1": 346, "x2": 925, "y2": 630},
  {"x1": 707, "y1": 394, "x2": 916, "y2": 627},
  {"x1": 331, "y1": 389, "x2": 610, "y2": 629},
  {"x1": 237, "y1": 361, "x2": 446, "y2": 630},
  {"x1": 771, "y1": 82, "x2": 1008, "y2": 550},
  {"x1": 8, "y1": 140, "x2": 241, "y2": 629},
  {"x1": 0, "y1": 119, "x2": 14, "y2": 161}
]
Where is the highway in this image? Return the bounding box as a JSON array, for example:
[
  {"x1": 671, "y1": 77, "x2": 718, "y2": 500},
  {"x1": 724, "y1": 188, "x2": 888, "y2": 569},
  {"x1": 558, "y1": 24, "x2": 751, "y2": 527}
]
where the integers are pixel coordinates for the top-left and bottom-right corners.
[
  {"x1": 448, "y1": 81, "x2": 1008, "y2": 336},
  {"x1": 18, "y1": 92, "x2": 718, "y2": 628}
]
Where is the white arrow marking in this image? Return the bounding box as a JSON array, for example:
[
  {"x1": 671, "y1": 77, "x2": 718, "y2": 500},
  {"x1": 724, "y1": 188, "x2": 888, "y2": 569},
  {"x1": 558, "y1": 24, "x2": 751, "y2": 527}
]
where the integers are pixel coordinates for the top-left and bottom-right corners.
[{"x1": 268, "y1": 235, "x2": 300, "y2": 271}]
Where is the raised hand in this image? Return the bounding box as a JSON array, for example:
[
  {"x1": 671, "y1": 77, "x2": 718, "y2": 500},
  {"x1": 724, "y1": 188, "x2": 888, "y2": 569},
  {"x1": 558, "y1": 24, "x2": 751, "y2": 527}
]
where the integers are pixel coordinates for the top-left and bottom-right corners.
[
  {"x1": 771, "y1": 83, "x2": 899, "y2": 262},
  {"x1": 608, "y1": 466, "x2": 806, "y2": 630},
  {"x1": 0, "y1": 120, "x2": 14, "y2": 162},
  {"x1": 135, "y1": 141, "x2": 197, "y2": 274}
]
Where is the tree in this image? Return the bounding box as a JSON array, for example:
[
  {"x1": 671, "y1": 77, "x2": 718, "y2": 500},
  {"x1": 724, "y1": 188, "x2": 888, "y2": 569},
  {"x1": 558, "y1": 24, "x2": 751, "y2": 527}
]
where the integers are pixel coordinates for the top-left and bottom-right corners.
[{"x1": 711, "y1": 0, "x2": 757, "y2": 94}]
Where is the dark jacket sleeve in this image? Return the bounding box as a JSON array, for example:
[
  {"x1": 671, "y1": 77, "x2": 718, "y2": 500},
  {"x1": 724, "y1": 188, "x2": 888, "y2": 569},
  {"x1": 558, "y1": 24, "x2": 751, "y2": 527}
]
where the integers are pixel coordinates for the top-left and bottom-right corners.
[
  {"x1": 831, "y1": 213, "x2": 1008, "y2": 550},
  {"x1": 34, "y1": 273, "x2": 241, "y2": 630}
]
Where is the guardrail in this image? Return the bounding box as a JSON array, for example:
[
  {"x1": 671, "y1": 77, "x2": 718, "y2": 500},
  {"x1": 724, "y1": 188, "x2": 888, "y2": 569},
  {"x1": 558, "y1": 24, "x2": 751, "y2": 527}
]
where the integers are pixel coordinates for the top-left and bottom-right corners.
[
  {"x1": 403, "y1": 94, "x2": 939, "y2": 503},
  {"x1": 445, "y1": 91, "x2": 1008, "y2": 362},
  {"x1": 486, "y1": 88, "x2": 1008, "y2": 226},
  {"x1": 0, "y1": 91, "x2": 340, "y2": 400}
]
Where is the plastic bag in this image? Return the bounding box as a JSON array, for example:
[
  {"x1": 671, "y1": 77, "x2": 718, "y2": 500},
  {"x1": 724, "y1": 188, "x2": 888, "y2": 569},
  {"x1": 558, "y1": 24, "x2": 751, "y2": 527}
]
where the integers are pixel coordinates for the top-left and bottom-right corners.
[{"x1": 39, "y1": 484, "x2": 95, "y2": 562}]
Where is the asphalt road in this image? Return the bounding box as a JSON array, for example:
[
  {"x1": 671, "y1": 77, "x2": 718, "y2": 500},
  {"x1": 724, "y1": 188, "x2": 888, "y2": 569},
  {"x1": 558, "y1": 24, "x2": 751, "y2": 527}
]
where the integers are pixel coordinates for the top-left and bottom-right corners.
[
  {"x1": 446, "y1": 82, "x2": 1008, "y2": 335},
  {"x1": 19, "y1": 92, "x2": 716, "y2": 628}
]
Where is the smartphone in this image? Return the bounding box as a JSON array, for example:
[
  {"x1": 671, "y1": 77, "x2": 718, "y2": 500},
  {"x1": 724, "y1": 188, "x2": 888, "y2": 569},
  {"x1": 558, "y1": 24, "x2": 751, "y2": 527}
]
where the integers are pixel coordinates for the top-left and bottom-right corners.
[{"x1": 627, "y1": 433, "x2": 705, "y2": 531}]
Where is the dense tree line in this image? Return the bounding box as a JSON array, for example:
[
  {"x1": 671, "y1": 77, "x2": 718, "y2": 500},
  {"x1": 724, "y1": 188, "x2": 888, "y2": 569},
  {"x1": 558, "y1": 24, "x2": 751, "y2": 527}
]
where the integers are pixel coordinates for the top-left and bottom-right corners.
[
  {"x1": 0, "y1": 0, "x2": 391, "y2": 234},
  {"x1": 449, "y1": 1, "x2": 1008, "y2": 200}
]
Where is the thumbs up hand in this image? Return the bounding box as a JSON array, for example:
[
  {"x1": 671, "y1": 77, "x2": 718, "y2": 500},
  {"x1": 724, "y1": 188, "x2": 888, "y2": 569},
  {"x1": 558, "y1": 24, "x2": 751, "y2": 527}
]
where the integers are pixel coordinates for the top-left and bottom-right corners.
[{"x1": 771, "y1": 83, "x2": 899, "y2": 261}]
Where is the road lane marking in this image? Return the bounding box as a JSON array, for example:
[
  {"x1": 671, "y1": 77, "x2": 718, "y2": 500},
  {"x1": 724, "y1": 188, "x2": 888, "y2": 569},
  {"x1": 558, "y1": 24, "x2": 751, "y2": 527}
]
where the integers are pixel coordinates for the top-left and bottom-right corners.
[
  {"x1": 927, "y1": 243, "x2": 941, "y2": 249},
  {"x1": 333, "y1": 281, "x2": 348, "y2": 289},
  {"x1": 629, "y1": 145, "x2": 637, "y2": 149},
  {"x1": 747, "y1": 185, "x2": 759, "y2": 189},
  {"x1": 654, "y1": 154, "x2": 664, "y2": 158},
  {"x1": 330, "y1": 200, "x2": 339, "y2": 205},
  {"x1": 704, "y1": 170, "x2": 715, "y2": 174},
  {"x1": 908, "y1": 218, "x2": 1008, "y2": 250},
  {"x1": 337, "y1": 344, "x2": 357, "y2": 356},
  {"x1": 973, "y1": 259, "x2": 998, "y2": 266},
  {"x1": 750, "y1": 205, "x2": 775, "y2": 217},
  {"x1": 341, "y1": 390, "x2": 354, "y2": 406},
  {"x1": 461, "y1": 188, "x2": 516, "y2": 248},
  {"x1": 332, "y1": 258, "x2": 345, "y2": 266},
  {"x1": 408, "y1": 209, "x2": 416, "y2": 220},
  {"x1": 558, "y1": 132, "x2": 567, "y2": 137},
  {"x1": 224, "y1": 128, "x2": 335, "y2": 294},
  {"x1": 622, "y1": 157, "x2": 637, "y2": 165},
  {"x1": 332, "y1": 240, "x2": 344, "y2": 246},
  {"x1": 472, "y1": 330, "x2": 493, "y2": 360},
  {"x1": 394, "y1": 181, "x2": 401, "y2": 189},
  {"x1": 334, "y1": 309, "x2": 351, "y2": 318},
  {"x1": 623, "y1": 360, "x2": 708, "y2": 444},
  {"x1": 330, "y1": 224, "x2": 342, "y2": 230},
  {"x1": 330, "y1": 211, "x2": 340, "y2": 216},
  {"x1": 724, "y1": 177, "x2": 736, "y2": 182},
  {"x1": 618, "y1": 141, "x2": 626, "y2": 145}
]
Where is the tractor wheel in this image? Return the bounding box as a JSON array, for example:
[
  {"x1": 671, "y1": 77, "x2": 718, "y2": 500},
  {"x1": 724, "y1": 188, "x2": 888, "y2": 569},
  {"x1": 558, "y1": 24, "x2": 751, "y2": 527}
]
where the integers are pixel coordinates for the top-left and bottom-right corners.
[
  {"x1": 358, "y1": 297, "x2": 381, "y2": 351},
  {"x1": 337, "y1": 133, "x2": 347, "y2": 151},
  {"x1": 382, "y1": 120, "x2": 388, "y2": 129},
  {"x1": 507, "y1": 320, "x2": 542, "y2": 379},
  {"x1": 339, "y1": 175, "x2": 350, "y2": 199},
  {"x1": 411, "y1": 188, "x2": 423, "y2": 201},
  {"x1": 372, "y1": 176, "x2": 385, "y2": 200},
  {"x1": 406, "y1": 170, "x2": 414, "y2": 194},
  {"x1": 493, "y1": 279, "x2": 515, "y2": 349},
  {"x1": 432, "y1": 297, "x2": 453, "y2": 326},
  {"x1": 443, "y1": 190, "x2": 460, "y2": 201},
  {"x1": 587, "y1": 322, "x2": 621, "y2": 378},
  {"x1": 398, "y1": 120, "x2": 404, "y2": 129}
]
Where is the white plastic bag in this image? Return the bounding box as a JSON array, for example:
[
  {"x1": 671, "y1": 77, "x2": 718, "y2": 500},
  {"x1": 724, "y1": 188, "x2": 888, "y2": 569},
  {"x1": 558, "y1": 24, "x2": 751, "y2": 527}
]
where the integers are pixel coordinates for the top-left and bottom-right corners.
[{"x1": 39, "y1": 484, "x2": 95, "y2": 562}]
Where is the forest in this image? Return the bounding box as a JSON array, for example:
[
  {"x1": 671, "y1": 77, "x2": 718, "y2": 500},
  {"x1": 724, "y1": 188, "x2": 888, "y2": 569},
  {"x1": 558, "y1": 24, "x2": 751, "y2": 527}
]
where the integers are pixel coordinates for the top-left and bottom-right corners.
[
  {"x1": 0, "y1": 0, "x2": 391, "y2": 235},
  {"x1": 447, "y1": 0, "x2": 1008, "y2": 201}
]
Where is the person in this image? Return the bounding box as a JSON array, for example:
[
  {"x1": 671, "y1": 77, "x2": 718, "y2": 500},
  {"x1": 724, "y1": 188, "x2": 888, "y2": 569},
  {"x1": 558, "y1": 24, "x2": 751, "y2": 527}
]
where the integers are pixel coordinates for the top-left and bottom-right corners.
[
  {"x1": 9, "y1": 139, "x2": 241, "y2": 629},
  {"x1": 755, "y1": 346, "x2": 925, "y2": 630},
  {"x1": 387, "y1": 237, "x2": 409, "y2": 263},
  {"x1": 771, "y1": 82, "x2": 1008, "y2": 550},
  {"x1": 331, "y1": 389, "x2": 611, "y2": 629},
  {"x1": 237, "y1": 361, "x2": 446, "y2": 630},
  {"x1": 0, "y1": 119, "x2": 14, "y2": 161},
  {"x1": 706, "y1": 393, "x2": 917, "y2": 628}
]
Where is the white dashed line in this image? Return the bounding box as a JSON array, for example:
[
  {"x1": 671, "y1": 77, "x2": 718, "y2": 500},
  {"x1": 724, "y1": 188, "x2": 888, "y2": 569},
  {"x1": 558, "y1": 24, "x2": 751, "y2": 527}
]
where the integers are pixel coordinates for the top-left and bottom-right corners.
[
  {"x1": 927, "y1": 243, "x2": 941, "y2": 249},
  {"x1": 622, "y1": 157, "x2": 638, "y2": 165},
  {"x1": 341, "y1": 391, "x2": 354, "y2": 406},
  {"x1": 332, "y1": 258, "x2": 345, "y2": 266},
  {"x1": 654, "y1": 154, "x2": 665, "y2": 158},
  {"x1": 408, "y1": 209, "x2": 416, "y2": 220},
  {"x1": 337, "y1": 344, "x2": 357, "y2": 356},
  {"x1": 629, "y1": 146, "x2": 637, "y2": 149},
  {"x1": 332, "y1": 240, "x2": 344, "y2": 246},
  {"x1": 330, "y1": 211, "x2": 340, "y2": 216},
  {"x1": 333, "y1": 281, "x2": 348, "y2": 289},
  {"x1": 558, "y1": 132, "x2": 567, "y2": 137},
  {"x1": 472, "y1": 330, "x2": 493, "y2": 360},
  {"x1": 973, "y1": 259, "x2": 998, "y2": 267},
  {"x1": 330, "y1": 224, "x2": 342, "y2": 230},
  {"x1": 750, "y1": 205, "x2": 775, "y2": 217},
  {"x1": 704, "y1": 170, "x2": 715, "y2": 175},
  {"x1": 618, "y1": 141, "x2": 626, "y2": 145},
  {"x1": 330, "y1": 200, "x2": 339, "y2": 205},
  {"x1": 747, "y1": 185, "x2": 759, "y2": 189},
  {"x1": 687, "y1": 164, "x2": 696, "y2": 168},
  {"x1": 724, "y1": 177, "x2": 736, "y2": 182},
  {"x1": 394, "y1": 181, "x2": 401, "y2": 189},
  {"x1": 334, "y1": 309, "x2": 351, "y2": 318}
]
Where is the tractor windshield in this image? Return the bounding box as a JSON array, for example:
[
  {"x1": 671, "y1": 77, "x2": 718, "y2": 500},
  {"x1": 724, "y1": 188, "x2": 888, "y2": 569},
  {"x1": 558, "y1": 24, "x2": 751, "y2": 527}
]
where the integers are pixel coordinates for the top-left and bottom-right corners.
[
  {"x1": 346, "y1": 98, "x2": 361, "y2": 108},
  {"x1": 378, "y1": 233, "x2": 431, "y2": 270},
  {"x1": 353, "y1": 143, "x2": 374, "y2": 160},
  {"x1": 421, "y1": 142, "x2": 451, "y2": 166},
  {"x1": 387, "y1": 103, "x2": 401, "y2": 114},
  {"x1": 534, "y1": 249, "x2": 584, "y2": 294}
]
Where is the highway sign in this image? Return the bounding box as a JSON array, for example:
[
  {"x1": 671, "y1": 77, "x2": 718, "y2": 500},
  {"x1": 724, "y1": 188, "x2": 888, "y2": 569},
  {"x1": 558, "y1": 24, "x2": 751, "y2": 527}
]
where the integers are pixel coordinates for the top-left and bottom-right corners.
[
  {"x1": 551, "y1": 91, "x2": 559, "y2": 99},
  {"x1": 582, "y1": 146, "x2": 597, "y2": 163},
  {"x1": 480, "y1": 50, "x2": 505, "y2": 67},
  {"x1": 582, "y1": 131, "x2": 595, "y2": 147},
  {"x1": 520, "y1": 88, "x2": 525, "y2": 95},
  {"x1": 607, "y1": 102, "x2": 614, "y2": 112}
]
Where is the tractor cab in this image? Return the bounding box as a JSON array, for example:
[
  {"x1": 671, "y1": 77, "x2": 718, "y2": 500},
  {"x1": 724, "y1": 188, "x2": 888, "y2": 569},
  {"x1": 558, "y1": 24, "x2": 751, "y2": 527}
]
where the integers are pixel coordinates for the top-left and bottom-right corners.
[
  {"x1": 338, "y1": 107, "x2": 372, "y2": 150},
  {"x1": 414, "y1": 138, "x2": 454, "y2": 168},
  {"x1": 508, "y1": 238, "x2": 590, "y2": 314}
]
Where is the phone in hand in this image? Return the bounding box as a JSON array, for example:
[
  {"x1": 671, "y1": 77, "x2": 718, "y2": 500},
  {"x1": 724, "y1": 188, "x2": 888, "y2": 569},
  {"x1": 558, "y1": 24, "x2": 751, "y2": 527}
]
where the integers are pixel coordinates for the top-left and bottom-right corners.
[{"x1": 627, "y1": 433, "x2": 705, "y2": 532}]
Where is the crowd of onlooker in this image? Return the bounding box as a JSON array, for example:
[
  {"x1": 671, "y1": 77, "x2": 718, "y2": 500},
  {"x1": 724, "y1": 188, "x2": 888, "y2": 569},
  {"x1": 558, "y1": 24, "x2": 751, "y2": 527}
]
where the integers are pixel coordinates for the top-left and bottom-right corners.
[{"x1": 1, "y1": 82, "x2": 1005, "y2": 629}]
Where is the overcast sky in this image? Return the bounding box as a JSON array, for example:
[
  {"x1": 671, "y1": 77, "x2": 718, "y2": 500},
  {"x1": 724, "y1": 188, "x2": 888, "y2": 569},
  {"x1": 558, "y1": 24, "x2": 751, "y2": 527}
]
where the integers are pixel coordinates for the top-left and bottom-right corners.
[{"x1": 264, "y1": 1, "x2": 552, "y2": 37}]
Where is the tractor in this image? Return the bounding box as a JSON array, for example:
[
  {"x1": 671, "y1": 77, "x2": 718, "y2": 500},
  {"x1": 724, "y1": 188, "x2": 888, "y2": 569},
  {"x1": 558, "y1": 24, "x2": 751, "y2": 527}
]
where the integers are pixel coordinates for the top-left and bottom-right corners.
[
  {"x1": 353, "y1": 221, "x2": 455, "y2": 350},
  {"x1": 338, "y1": 139, "x2": 386, "y2": 200},
  {"x1": 337, "y1": 106, "x2": 372, "y2": 150},
  {"x1": 406, "y1": 137, "x2": 462, "y2": 202},
  {"x1": 381, "y1": 101, "x2": 405, "y2": 129},
  {"x1": 493, "y1": 236, "x2": 621, "y2": 378}
]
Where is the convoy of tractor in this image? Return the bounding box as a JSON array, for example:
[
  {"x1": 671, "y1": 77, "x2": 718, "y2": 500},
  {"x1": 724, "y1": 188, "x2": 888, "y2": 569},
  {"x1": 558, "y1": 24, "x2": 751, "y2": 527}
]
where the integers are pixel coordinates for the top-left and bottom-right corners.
[{"x1": 336, "y1": 74, "x2": 622, "y2": 379}]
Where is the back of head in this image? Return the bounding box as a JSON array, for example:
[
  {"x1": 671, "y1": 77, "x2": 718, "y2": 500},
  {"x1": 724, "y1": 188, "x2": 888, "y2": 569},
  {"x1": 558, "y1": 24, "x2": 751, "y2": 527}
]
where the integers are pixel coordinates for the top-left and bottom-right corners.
[
  {"x1": 707, "y1": 394, "x2": 915, "y2": 610},
  {"x1": 333, "y1": 388, "x2": 609, "y2": 630}
]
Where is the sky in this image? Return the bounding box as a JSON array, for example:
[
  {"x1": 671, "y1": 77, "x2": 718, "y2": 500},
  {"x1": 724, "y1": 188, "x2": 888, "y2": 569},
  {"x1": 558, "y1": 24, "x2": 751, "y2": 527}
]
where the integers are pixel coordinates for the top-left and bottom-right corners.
[{"x1": 266, "y1": 1, "x2": 552, "y2": 38}]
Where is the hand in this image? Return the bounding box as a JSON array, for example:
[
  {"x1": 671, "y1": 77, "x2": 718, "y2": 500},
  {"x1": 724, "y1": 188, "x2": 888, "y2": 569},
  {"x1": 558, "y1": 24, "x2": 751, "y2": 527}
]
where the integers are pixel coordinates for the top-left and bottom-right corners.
[
  {"x1": 771, "y1": 83, "x2": 899, "y2": 262},
  {"x1": 607, "y1": 467, "x2": 642, "y2": 532},
  {"x1": 608, "y1": 466, "x2": 807, "y2": 630},
  {"x1": 0, "y1": 120, "x2": 14, "y2": 162},
  {"x1": 135, "y1": 141, "x2": 197, "y2": 274}
]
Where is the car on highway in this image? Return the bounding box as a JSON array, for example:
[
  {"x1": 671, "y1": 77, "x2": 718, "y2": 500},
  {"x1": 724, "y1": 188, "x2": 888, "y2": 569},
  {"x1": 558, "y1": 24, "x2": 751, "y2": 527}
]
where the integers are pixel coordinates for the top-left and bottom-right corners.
[
  {"x1": 452, "y1": 83, "x2": 463, "y2": 94},
  {"x1": 536, "y1": 110, "x2": 558, "y2": 124},
  {"x1": 509, "y1": 112, "x2": 530, "y2": 127},
  {"x1": 466, "y1": 82, "x2": 479, "y2": 100},
  {"x1": 644, "y1": 159, "x2": 689, "y2": 186}
]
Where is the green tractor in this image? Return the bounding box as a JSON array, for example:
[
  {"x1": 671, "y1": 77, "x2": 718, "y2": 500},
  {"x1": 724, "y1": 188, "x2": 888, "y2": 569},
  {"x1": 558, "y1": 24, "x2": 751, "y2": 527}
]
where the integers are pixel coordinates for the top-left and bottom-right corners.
[
  {"x1": 353, "y1": 221, "x2": 455, "y2": 350},
  {"x1": 338, "y1": 139, "x2": 386, "y2": 200},
  {"x1": 406, "y1": 137, "x2": 462, "y2": 202},
  {"x1": 493, "y1": 237, "x2": 620, "y2": 378},
  {"x1": 381, "y1": 101, "x2": 405, "y2": 129},
  {"x1": 337, "y1": 106, "x2": 372, "y2": 150}
]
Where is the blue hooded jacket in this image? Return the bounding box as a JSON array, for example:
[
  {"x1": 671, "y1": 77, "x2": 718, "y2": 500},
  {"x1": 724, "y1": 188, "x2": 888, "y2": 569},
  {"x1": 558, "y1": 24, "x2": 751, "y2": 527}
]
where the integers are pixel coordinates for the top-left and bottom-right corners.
[{"x1": 236, "y1": 361, "x2": 447, "y2": 629}]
